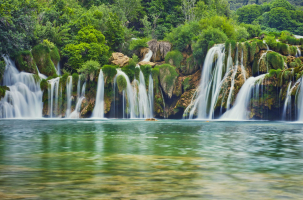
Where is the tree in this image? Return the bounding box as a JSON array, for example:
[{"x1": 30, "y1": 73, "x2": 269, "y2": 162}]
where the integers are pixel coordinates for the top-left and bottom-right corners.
[
  {"x1": 104, "y1": 13, "x2": 125, "y2": 51},
  {"x1": 270, "y1": 0, "x2": 295, "y2": 10},
  {"x1": 236, "y1": 4, "x2": 262, "y2": 24}
]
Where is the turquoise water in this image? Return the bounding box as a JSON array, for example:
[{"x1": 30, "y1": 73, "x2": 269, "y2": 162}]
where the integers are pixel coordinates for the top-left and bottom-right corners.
[{"x1": 0, "y1": 120, "x2": 303, "y2": 199}]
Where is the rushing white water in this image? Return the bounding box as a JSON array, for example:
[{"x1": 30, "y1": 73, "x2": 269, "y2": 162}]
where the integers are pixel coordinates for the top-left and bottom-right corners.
[
  {"x1": 240, "y1": 49, "x2": 246, "y2": 81},
  {"x1": 282, "y1": 81, "x2": 297, "y2": 120},
  {"x1": 221, "y1": 74, "x2": 266, "y2": 120},
  {"x1": 226, "y1": 47, "x2": 239, "y2": 111},
  {"x1": 48, "y1": 77, "x2": 60, "y2": 118},
  {"x1": 56, "y1": 62, "x2": 61, "y2": 76},
  {"x1": 142, "y1": 49, "x2": 153, "y2": 62},
  {"x1": 136, "y1": 69, "x2": 152, "y2": 118},
  {"x1": 65, "y1": 76, "x2": 73, "y2": 118},
  {"x1": 70, "y1": 82, "x2": 86, "y2": 118},
  {"x1": 0, "y1": 56, "x2": 43, "y2": 118},
  {"x1": 186, "y1": 44, "x2": 226, "y2": 119},
  {"x1": 92, "y1": 69, "x2": 105, "y2": 118},
  {"x1": 296, "y1": 78, "x2": 303, "y2": 121},
  {"x1": 297, "y1": 47, "x2": 301, "y2": 57}
]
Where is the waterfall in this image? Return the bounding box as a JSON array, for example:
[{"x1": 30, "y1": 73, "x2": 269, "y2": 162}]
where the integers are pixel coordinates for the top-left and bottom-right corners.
[
  {"x1": 137, "y1": 69, "x2": 152, "y2": 118},
  {"x1": 56, "y1": 62, "x2": 61, "y2": 76},
  {"x1": 186, "y1": 44, "x2": 226, "y2": 119},
  {"x1": 296, "y1": 78, "x2": 303, "y2": 121},
  {"x1": 297, "y1": 47, "x2": 301, "y2": 58},
  {"x1": 148, "y1": 74, "x2": 154, "y2": 117},
  {"x1": 70, "y1": 82, "x2": 86, "y2": 118},
  {"x1": 282, "y1": 81, "x2": 299, "y2": 120},
  {"x1": 48, "y1": 77, "x2": 60, "y2": 118},
  {"x1": 0, "y1": 56, "x2": 43, "y2": 118},
  {"x1": 221, "y1": 74, "x2": 266, "y2": 120},
  {"x1": 65, "y1": 76, "x2": 73, "y2": 118},
  {"x1": 226, "y1": 47, "x2": 239, "y2": 110},
  {"x1": 92, "y1": 69, "x2": 105, "y2": 118},
  {"x1": 142, "y1": 49, "x2": 153, "y2": 62}
]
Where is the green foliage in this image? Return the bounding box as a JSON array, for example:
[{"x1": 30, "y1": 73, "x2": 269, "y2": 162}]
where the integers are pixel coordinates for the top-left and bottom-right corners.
[
  {"x1": 129, "y1": 38, "x2": 150, "y2": 51},
  {"x1": 0, "y1": 86, "x2": 9, "y2": 99},
  {"x1": 240, "y1": 24, "x2": 261, "y2": 38},
  {"x1": 104, "y1": 13, "x2": 125, "y2": 51},
  {"x1": 40, "y1": 79, "x2": 48, "y2": 91},
  {"x1": 77, "y1": 60, "x2": 101, "y2": 81},
  {"x1": 0, "y1": 60, "x2": 5, "y2": 83},
  {"x1": 165, "y1": 51, "x2": 183, "y2": 68},
  {"x1": 72, "y1": 73, "x2": 79, "y2": 85},
  {"x1": 140, "y1": 64, "x2": 152, "y2": 85},
  {"x1": 14, "y1": 51, "x2": 37, "y2": 74},
  {"x1": 32, "y1": 44, "x2": 57, "y2": 76},
  {"x1": 236, "y1": 4, "x2": 262, "y2": 24},
  {"x1": 183, "y1": 77, "x2": 190, "y2": 91},
  {"x1": 165, "y1": 21, "x2": 200, "y2": 52},
  {"x1": 267, "y1": 52, "x2": 284, "y2": 70},
  {"x1": 271, "y1": 0, "x2": 295, "y2": 10},
  {"x1": 102, "y1": 65, "x2": 117, "y2": 83},
  {"x1": 116, "y1": 75, "x2": 127, "y2": 92},
  {"x1": 151, "y1": 67, "x2": 160, "y2": 79},
  {"x1": 62, "y1": 26, "x2": 109, "y2": 72}
]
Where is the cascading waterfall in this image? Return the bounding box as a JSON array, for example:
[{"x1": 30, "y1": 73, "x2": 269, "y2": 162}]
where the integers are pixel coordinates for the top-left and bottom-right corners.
[
  {"x1": 297, "y1": 47, "x2": 301, "y2": 58},
  {"x1": 92, "y1": 69, "x2": 105, "y2": 118},
  {"x1": 296, "y1": 78, "x2": 303, "y2": 121},
  {"x1": 221, "y1": 74, "x2": 266, "y2": 120},
  {"x1": 185, "y1": 44, "x2": 227, "y2": 119},
  {"x1": 0, "y1": 56, "x2": 43, "y2": 118},
  {"x1": 142, "y1": 49, "x2": 153, "y2": 62},
  {"x1": 226, "y1": 47, "x2": 239, "y2": 110},
  {"x1": 56, "y1": 62, "x2": 61, "y2": 76},
  {"x1": 240, "y1": 49, "x2": 246, "y2": 81},
  {"x1": 70, "y1": 82, "x2": 86, "y2": 118},
  {"x1": 48, "y1": 77, "x2": 60, "y2": 118},
  {"x1": 65, "y1": 76, "x2": 73, "y2": 118},
  {"x1": 282, "y1": 81, "x2": 299, "y2": 120},
  {"x1": 148, "y1": 74, "x2": 154, "y2": 117}
]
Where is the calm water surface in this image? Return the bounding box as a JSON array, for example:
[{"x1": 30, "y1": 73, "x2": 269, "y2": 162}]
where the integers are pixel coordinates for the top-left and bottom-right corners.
[{"x1": 0, "y1": 120, "x2": 303, "y2": 199}]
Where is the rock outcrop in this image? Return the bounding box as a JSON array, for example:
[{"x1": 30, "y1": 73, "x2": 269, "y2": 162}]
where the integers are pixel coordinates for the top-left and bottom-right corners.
[
  {"x1": 110, "y1": 53, "x2": 129, "y2": 67},
  {"x1": 148, "y1": 40, "x2": 171, "y2": 62}
]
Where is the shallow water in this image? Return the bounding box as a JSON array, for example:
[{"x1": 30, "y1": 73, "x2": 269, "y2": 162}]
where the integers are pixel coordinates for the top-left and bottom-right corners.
[{"x1": 0, "y1": 120, "x2": 303, "y2": 199}]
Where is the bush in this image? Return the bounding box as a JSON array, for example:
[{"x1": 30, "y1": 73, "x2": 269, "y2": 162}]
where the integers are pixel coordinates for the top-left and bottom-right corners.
[
  {"x1": 241, "y1": 23, "x2": 261, "y2": 38},
  {"x1": 102, "y1": 65, "x2": 117, "y2": 83},
  {"x1": 72, "y1": 73, "x2": 79, "y2": 85},
  {"x1": 165, "y1": 50, "x2": 183, "y2": 68},
  {"x1": 14, "y1": 51, "x2": 37, "y2": 74},
  {"x1": 77, "y1": 60, "x2": 100, "y2": 81},
  {"x1": 140, "y1": 64, "x2": 152, "y2": 85},
  {"x1": 32, "y1": 44, "x2": 57, "y2": 76},
  {"x1": 40, "y1": 79, "x2": 48, "y2": 91},
  {"x1": 157, "y1": 64, "x2": 178, "y2": 93},
  {"x1": 129, "y1": 38, "x2": 150, "y2": 51},
  {"x1": 265, "y1": 34, "x2": 277, "y2": 49},
  {"x1": 267, "y1": 51, "x2": 284, "y2": 70},
  {"x1": 0, "y1": 86, "x2": 9, "y2": 99},
  {"x1": 235, "y1": 26, "x2": 249, "y2": 41},
  {"x1": 116, "y1": 75, "x2": 127, "y2": 92}
]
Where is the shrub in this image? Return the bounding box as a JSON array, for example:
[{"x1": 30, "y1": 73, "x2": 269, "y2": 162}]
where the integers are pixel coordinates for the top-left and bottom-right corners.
[
  {"x1": 0, "y1": 86, "x2": 9, "y2": 99},
  {"x1": 265, "y1": 34, "x2": 277, "y2": 50},
  {"x1": 77, "y1": 60, "x2": 100, "y2": 81},
  {"x1": 102, "y1": 65, "x2": 117, "y2": 83},
  {"x1": 157, "y1": 64, "x2": 178, "y2": 92},
  {"x1": 129, "y1": 38, "x2": 150, "y2": 51},
  {"x1": 267, "y1": 52, "x2": 284, "y2": 70},
  {"x1": 140, "y1": 64, "x2": 152, "y2": 85},
  {"x1": 14, "y1": 51, "x2": 37, "y2": 74},
  {"x1": 165, "y1": 50, "x2": 183, "y2": 68},
  {"x1": 40, "y1": 79, "x2": 48, "y2": 91},
  {"x1": 32, "y1": 44, "x2": 57, "y2": 76},
  {"x1": 240, "y1": 23, "x2": 261, "y2": 38},
  {"x1": 117, "y1": 75, "x2": 127, "y2": 92},
  {"x1": 72, "y1": 73, "x2": 79, "y2": 85}
]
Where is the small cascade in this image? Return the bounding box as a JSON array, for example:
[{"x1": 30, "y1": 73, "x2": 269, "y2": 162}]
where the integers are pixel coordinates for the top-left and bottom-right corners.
[
  {"x1": 226, "y1": 47, "x2": 239, "y2": 110},
  {"x1": 142, "y1": 49, "x2": 153, "y2": 62},
  {"x1": 92, "y1": 69, "x2": 105, "y2": 118},
  {"x1": 221, "y1": 74, "x2": 266, "y2": 120},
  {"x1": 186, "y1": 44, "x2": 226, "y2": 119},
  {"x1": 70, "y1": 82, "x2": 86, "y2": 118},
  {"x1": 297, "y1": 47, "x2": 301, "y2": 58},
  {"x1": 65, "y1": 76, "x2": 73, "y2": 118},
  {"x1": 56, "y1": 62, "x2": 61, "y2": 76},
  {"x1": 0, "y1": 56, "x2": 43, "y2": 118},
  {"x1": 296, "y1": 78, "x2": 303, "y2": 121},
  {"x1": 48, "y1": 77, "x2": 60, "y2": 118},
  {"x1": 282, "y1": 81, "x2": 299, "y2": 120},
  {"x1": 36, "y1": 65, "x2": 47, "y2": 79}
]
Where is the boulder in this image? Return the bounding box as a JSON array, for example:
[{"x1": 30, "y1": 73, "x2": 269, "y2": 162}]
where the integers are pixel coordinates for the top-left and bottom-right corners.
[
  {"x1": 110, "y1": 53, "x2": 129, "y2": 67},
  {"x1": 138, "y1": 61, "x2": 156, "y2": 67}
]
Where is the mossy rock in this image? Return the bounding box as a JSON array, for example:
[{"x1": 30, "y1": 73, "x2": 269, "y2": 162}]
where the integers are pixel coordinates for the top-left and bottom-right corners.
[
  {"x1": 117, "y1": 75, "x2": 127, "y2": 92},
  {"x1": 0, "y1": 86, "x2": 9, "y2": 99},
  {"x1": 14, "y1": 51, "x2": 38, "y2": 74},
  {"x1": 278, "y1": 43, "x2": 289, "y2": 56},
  {"x1": 157, "y1": 64, "x2": 178, "y2": 99},
  {"x1": 32, "y1": 44, "x2": 57, "y2": 76},
  {"x1": 165, "y1": 50, "x2": 183, "y2": 68},
  {"x1": 0, "y1": 59, "x2": 5, "y2": 83},
  {"x1": 267, "y1": 52, "x2": 284, "y2": 70}
]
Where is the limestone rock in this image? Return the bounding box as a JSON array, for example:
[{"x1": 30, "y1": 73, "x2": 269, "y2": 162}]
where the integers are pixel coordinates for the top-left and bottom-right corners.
[
  {"x1": 138, "y1": 61, "x2": 156, "y2": 67},
  {"x1": 148, "y1": 40, "x2": 171, "y2": 62},
  {"x1": 139, "y1": 48, "x2": 150, "y2": 60},
  {"x1": 110, "y1": 53, "x2": 129, "y2": 67}
]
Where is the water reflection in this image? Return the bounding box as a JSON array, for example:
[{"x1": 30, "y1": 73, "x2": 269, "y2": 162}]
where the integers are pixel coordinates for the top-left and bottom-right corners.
[{"x1": 0, "y1": 120, "x2": 303, "y2": 199}]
